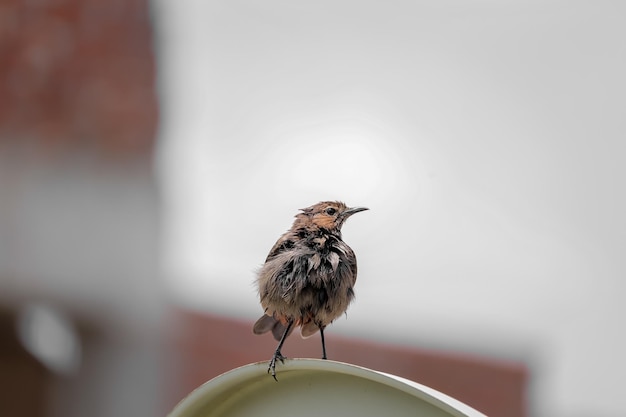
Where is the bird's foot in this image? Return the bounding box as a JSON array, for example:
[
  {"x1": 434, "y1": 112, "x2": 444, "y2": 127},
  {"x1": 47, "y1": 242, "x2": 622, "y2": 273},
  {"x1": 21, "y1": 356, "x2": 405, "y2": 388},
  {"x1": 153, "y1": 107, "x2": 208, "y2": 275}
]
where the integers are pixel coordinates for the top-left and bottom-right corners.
[{"x1": 267, "y1": 351, "x2": 286, "y2": 381}]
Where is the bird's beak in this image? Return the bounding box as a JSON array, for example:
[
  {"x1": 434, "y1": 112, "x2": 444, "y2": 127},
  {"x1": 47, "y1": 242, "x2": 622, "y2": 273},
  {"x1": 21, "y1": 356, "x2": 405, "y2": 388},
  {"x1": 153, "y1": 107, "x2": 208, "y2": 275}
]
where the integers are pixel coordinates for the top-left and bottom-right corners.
[{"x1": 341, "y1": 206, "x2": 369, "y2": 218}]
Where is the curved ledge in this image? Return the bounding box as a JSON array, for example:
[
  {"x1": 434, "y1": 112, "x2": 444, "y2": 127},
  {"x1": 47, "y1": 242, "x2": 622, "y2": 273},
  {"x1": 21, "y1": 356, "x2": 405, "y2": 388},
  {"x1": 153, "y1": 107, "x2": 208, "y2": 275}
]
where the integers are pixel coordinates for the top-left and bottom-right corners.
[{"x1": 168, "y1": 359, "x2": 488, "y2": 417}]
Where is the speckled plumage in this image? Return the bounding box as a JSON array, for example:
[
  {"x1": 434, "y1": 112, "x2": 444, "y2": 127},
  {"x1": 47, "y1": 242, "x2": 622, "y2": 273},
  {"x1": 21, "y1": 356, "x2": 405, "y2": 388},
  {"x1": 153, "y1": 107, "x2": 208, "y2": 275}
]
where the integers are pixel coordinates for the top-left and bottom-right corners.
[{"x1": 253, "y1": 201, "x2": 367, "y2": 379}]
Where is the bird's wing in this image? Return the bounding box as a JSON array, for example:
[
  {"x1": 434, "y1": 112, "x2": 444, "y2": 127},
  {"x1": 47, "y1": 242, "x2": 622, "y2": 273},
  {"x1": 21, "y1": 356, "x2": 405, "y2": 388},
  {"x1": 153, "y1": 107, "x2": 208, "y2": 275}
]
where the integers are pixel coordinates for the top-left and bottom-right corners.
[
  {"x1": 265, "y1": 232, "x2": 296, "y2": 262},
  {"x1": 336, "y1": 241, "x2": 358, "y2": 286}
]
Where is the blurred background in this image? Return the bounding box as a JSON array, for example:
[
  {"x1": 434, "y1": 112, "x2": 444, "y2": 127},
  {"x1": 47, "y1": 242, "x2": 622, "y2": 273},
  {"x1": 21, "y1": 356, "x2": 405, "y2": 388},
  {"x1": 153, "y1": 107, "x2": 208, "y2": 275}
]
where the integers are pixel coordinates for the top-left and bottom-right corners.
[{"x1": 1, "y1": 1, "x2": 624, "y2": 416}]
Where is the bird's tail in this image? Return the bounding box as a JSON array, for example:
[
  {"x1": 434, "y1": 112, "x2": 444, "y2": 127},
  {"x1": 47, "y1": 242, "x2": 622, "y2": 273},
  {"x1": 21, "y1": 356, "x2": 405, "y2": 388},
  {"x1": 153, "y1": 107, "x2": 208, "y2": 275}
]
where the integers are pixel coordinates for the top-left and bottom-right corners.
[
  {"x1": 253, "y1": 315, "x2": 295, "y2": 341},
  {"x1": 300, "y1": 322, "x2": 320, "y2": 338}
]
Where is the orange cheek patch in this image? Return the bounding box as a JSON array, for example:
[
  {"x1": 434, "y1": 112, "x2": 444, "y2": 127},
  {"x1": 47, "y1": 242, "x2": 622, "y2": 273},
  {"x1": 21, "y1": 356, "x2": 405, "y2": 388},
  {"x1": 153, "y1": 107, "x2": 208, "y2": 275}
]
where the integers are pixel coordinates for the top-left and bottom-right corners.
[{"x1": 312, "y1": 215, "x2": 336, "y2": 230}]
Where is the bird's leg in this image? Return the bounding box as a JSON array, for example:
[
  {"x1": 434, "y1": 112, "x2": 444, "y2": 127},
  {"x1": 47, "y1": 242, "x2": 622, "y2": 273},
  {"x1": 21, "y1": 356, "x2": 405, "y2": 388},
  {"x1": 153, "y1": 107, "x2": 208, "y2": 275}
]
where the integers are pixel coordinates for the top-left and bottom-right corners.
[
  {"x1": 268, "y1": 319, "x2": 293, "y2": 381},
  {"x1": 320, "y1": 325, "x2": 327, "y2": 359}
]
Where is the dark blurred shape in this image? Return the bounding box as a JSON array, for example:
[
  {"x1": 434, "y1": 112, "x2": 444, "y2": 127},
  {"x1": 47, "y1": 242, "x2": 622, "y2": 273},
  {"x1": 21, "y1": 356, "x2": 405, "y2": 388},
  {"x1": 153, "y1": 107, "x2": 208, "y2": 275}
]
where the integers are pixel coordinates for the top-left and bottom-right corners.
[
  {"x1": 168, "y1": 309, "x2": 529, "y2": 417},
  {"x1": 0, "y1": 306, "x2": 50, "y2": 417},
  {"x1": 0, "y1": 0, "x2": 157, "y2": 157}
]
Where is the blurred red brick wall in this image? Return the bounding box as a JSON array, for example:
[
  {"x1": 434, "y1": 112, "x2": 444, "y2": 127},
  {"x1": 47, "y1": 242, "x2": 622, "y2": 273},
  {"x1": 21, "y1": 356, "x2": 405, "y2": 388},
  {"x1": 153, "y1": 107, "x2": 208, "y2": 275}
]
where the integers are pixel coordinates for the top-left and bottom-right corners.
[{"x1": 0, "y1": 0, "x2": 157, "y2": 157}]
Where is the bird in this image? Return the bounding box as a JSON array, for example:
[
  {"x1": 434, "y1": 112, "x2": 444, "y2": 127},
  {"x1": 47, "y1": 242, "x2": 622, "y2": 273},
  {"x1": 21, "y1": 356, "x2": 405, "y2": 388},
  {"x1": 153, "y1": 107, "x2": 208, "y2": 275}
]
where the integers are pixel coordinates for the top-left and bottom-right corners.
[{"x1": 253, "y1": 201, "x2": 368, "y2": 380}]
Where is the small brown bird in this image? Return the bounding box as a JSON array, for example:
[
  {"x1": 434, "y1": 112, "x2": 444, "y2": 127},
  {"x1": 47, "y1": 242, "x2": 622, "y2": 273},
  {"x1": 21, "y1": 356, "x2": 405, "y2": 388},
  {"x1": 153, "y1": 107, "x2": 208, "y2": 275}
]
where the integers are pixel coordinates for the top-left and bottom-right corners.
[{"x1": 253, "y1": 201, "x2": 368, "y2": 379}]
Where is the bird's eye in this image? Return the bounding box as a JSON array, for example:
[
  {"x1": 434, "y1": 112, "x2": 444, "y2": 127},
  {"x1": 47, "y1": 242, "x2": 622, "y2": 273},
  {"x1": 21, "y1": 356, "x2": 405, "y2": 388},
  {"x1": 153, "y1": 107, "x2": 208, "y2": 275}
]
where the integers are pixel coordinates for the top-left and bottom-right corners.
[{"x1": 325, "y1": 207, "x2": 337, "y2": 216}]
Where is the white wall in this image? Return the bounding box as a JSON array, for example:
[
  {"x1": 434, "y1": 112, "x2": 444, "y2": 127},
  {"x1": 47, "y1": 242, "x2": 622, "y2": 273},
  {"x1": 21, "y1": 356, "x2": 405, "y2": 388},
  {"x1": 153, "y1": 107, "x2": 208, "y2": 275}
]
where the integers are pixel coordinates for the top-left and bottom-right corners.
[
  {"x1": 0, "y1": 148, "x2": 164, "y2": 417},
  {"x1": 153, "y1": 1, "x2": 626, "y2": 416}
]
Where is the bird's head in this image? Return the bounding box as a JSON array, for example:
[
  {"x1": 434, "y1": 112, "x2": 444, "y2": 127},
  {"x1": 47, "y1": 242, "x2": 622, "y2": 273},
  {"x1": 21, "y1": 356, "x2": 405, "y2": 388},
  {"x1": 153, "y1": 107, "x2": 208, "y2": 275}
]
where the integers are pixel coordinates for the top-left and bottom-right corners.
[{"x1": 297, "y1": 201, "x2": 368, "y2": 232}]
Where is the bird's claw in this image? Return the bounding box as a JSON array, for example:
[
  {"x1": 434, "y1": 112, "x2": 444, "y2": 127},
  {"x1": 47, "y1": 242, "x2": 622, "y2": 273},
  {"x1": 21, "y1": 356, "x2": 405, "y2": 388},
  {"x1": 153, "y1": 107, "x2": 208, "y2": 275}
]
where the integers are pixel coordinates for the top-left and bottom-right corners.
[{"x1": 267, "y1": 351, "x2": 286, "y2": 381}]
